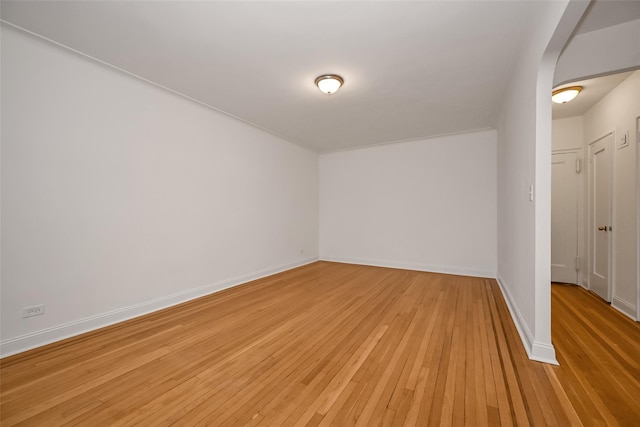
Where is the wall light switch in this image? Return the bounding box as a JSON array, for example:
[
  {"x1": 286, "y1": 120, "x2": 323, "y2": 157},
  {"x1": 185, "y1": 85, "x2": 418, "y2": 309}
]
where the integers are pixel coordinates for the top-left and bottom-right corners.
[{"x1": 618, "y1": 130, "x2": 629, "y2": 149}]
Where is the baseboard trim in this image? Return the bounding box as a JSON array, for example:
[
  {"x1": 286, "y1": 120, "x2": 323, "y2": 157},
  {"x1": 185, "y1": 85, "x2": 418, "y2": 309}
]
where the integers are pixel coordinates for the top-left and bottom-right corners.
[
  {"x1": 495, "y1": 275, "x2": 558, "y2": 365},
  {"x1": 0, "y1": 257, "x2": 318, "y2": 358},
  {"x1": 530, "y1": 341, "x2": 559, "y2": 365},
  {"x1": 319, "y1": 255, "x2": 495, "y2": 279},
  {"x1": 612, "y1": 296, "x2": 637, "y2": 321}
]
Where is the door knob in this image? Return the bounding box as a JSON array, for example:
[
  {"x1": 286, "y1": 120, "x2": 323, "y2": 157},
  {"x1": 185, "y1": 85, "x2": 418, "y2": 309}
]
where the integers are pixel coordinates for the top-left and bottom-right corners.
[{"x1": 597, "y1": 226, "x2": 607, "y2": 231}]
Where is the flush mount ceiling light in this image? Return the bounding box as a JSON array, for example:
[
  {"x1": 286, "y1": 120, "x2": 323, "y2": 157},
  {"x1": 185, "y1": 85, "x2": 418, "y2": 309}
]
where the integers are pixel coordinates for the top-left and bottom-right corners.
[
  {"x1": 552, "y1": 86, "x2": 583, "y2": 104},
  {"x1": 315, "y1": 74, "x2": 344, "y2": 95}
]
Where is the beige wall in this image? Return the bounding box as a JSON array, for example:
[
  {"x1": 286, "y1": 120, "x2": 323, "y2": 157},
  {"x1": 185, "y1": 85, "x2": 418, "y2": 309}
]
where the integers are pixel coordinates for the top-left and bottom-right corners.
[
  {"x1": 552, "y1": 117, "x2": 583, "y2": 151},
  {"x1": 320, "y1": 130, "x2": 497, "y2": 278},
  {"x1": 1, "y1": 25, "x2": 320, "y2": 356},
  {"x1": 583, "y1": 71, "x2": 640, "y2": 319}
]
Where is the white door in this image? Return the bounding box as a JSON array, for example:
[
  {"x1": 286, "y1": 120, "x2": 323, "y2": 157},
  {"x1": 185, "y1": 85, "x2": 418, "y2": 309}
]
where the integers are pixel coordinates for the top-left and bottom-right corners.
[
  {"x1": 589, "y1": 133, "x2": 613, "y2": 301},
  {"x1": 551, "y1": 152, "x2": 580, "y2": 284}
]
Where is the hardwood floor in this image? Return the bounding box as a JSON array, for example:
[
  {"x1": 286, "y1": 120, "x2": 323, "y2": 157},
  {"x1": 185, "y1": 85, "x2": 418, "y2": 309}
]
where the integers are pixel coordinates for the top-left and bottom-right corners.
[
  {"x1": 551, "y1": 284, "x2": 640, "y2": 426},
  {"x1": 0, "y1": 262, "x2": 637, "y2": 426}
]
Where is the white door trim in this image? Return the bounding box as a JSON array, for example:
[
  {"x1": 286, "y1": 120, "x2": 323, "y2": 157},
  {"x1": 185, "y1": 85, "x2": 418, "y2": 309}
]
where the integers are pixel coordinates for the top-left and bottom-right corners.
[{"x1": 636, "y1": 116, "x2": 640, "y2": 321}]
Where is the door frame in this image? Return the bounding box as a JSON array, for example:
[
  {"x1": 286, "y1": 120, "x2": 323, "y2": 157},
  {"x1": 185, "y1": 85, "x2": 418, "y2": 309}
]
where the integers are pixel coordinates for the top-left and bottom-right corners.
[
  {"x1": 636, "y1": 117, "x2": 640, "y2": 321},
  {"x1": 551, "y1": 148, "x2": 585, "y2": 286},
  {"x1": 587, "y1": 131, "x2": 615, "y2": 302}
]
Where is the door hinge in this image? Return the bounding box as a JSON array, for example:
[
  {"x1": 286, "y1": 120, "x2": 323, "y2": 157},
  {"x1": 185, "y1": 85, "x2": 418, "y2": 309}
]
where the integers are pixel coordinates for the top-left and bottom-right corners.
[{"x1": 576, "y1": 158, "x2": 582, "y2": 174}]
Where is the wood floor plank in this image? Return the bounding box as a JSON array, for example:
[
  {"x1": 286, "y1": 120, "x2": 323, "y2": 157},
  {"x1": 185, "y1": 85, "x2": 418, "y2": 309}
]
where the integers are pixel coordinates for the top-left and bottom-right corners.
[
  {"x1": 551, "y1": 284, "x2": 640, "y2": 426},
  {"x1": 1, "y1": 263, "x2": 639, "y2": 425},
  {"x1": 479, "y1": 282, "x2": 514, "y2": 427}
]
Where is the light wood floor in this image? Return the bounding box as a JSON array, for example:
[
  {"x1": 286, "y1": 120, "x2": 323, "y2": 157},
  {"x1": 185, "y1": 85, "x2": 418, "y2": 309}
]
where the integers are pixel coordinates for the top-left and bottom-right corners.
[
  {"x1": 1, "y1": 262, "x2": 638, "y2": 426},
  {"x1": 551, "y1": 283, "x2": 640, "y2": 426}
]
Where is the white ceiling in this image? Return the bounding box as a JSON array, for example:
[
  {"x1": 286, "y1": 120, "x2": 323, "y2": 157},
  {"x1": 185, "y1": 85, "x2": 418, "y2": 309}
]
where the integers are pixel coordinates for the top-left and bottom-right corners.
[
  {"x1": 552, "y1": 71, "x2": 634, "y2": 120},
  {"x1": 1, "y1": 1, "x2": 638, "y2": 152},
  {"x1": 575, "y1": 0, "x2": 640, "y2": 35}
]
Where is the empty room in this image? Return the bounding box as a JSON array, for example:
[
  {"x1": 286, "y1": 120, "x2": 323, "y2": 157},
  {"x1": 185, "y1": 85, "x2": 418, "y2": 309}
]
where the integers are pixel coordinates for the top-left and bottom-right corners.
[{"x1": 1, "y1": 1, "x2": 639, "y2": 425}]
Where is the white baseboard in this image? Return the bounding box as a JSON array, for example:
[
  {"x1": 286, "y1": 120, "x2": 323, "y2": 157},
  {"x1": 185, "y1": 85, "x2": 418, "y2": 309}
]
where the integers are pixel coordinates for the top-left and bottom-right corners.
[
  {"x1": 0, "y1": 257, "x2": 318, "y2": 358},
  {"x1": 496, "y1": 275, "x2": 558, "y2": 365},
  {"x1": 612, "y1": 296, "x2": 637, "y2": 321},
  {"x1": 320, "y1": 255, "x2": 495, "y2": 279},
  {"x1": 530, "y1": 341, "x2": 559, "y2": 365}
]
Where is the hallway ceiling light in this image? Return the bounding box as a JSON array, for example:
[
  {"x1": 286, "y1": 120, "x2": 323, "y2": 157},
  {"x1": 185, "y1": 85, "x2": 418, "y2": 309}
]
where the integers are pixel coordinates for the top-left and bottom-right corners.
[
  {"x1": 315, "y1": 75, "x2": 343, "y2": 95},
  {"x1": 552, "y1": 86, "x2": 582, "y2": 104}
]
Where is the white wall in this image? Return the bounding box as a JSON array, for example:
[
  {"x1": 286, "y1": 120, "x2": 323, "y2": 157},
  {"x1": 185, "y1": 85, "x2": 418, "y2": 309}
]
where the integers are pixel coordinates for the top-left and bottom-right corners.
[
  {"x1": 552, "y1": 117, "x2": 583, "y2": 151},
  {"x1": 554, "y1": 19, "x2": 640, "y2": 86},
  {"x1": 496, "y1": 0, "x2": 585, "y2": 364},
  {"x1": 319, "y1": 130, "x2": 497, "y2": 278},
  {"x1": 0, "y1": 25, "x2": 319, "y2": 356},
  {"x1": 583, "y1": 71, "x2": 640, "y2": 319}
]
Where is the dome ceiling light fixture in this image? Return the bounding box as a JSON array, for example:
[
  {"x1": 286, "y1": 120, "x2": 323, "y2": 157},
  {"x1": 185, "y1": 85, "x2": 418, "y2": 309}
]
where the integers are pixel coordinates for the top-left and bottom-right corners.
[
  {"x1": 552, "y1": 86, "x2": 583, "y2": 104},
  {"x1": 315, "y1": 74, "x2": 344, "y2": 95}
]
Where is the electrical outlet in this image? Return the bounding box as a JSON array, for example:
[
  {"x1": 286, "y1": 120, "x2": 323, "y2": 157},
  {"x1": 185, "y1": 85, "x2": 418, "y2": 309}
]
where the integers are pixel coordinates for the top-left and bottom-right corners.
[{"x1": 22, "y1": 304, "x2": 45, "y2": 318}]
